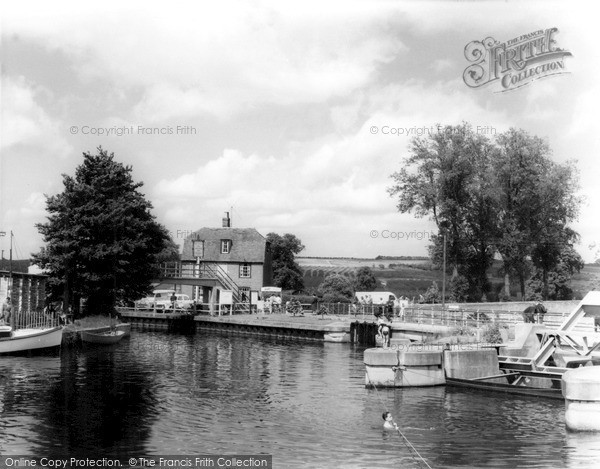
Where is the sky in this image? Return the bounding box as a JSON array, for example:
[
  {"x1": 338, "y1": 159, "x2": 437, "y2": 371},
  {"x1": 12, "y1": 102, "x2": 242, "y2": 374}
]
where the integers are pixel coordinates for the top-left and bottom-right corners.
[{"x1": 1, "y1": 0, "x2": 599, "y2": 262}]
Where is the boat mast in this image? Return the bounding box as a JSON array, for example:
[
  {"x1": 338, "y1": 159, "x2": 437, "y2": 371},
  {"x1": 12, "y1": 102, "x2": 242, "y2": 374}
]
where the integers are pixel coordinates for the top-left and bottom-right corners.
[{"x1": 9, "y1": 230, "x2": 14, "y2": 329}]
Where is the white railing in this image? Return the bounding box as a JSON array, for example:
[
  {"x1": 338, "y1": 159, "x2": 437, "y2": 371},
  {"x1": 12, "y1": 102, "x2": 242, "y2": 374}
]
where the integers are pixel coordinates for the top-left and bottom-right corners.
[
  {"x1": 13, "y1": 308, "x2": 60, "y2": 330},
  {"x1": 131, "y1": 298, "x2": 576, "y2": 331}
]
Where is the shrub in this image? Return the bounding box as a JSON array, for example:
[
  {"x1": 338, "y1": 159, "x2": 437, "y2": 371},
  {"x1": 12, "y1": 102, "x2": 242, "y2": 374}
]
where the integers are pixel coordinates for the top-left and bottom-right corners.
[
  {"x1": 450, "y1": 325, "x2": 475, "y2": 336},
  {"x1": 318, "y1": 273, "x2": 354, "y2": 303},
  {"x1": 482, "y1": 323, "x2": 504, "y2": 344},
  {"x1": 498, "y1": 290, "x2": 511, "y2": 302},
  {"x1": 449, "y1": 275, "x2": 469, "y2": 302},
  {"x1": 423, "y1": 281, "x2": 440, "y2": 303}
]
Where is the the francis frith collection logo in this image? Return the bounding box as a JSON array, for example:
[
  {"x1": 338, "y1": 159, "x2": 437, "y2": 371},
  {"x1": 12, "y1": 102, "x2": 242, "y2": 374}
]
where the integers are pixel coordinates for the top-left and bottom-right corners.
[{"x1": 463, "y1": 28, "x2": 572, "y2": 92}]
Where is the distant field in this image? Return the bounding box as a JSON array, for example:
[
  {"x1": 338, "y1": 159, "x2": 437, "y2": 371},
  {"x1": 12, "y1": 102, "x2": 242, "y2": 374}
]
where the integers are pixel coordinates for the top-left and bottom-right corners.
[
  {"x1": 299, "y1": 257, "x2": 600, "y2": 300},
  {"x1": 571, "y1": 263, "x2": 600, "y2": 298},
  {"x1": 297, "y1": 257, "x2": 431, "y2": 268},
  {"x1": 300, "y1": 257, "x2": 439, "y2": 297}
]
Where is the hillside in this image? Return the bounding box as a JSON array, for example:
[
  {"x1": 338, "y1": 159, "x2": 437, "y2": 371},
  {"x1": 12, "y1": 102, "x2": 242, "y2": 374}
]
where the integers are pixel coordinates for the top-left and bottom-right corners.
[
  {"x1": 298, "y1": 257, "x2": 600, "y2": 301},
  {"x1": 299, "y1": 257, "x2": 440, "y2": 299}
]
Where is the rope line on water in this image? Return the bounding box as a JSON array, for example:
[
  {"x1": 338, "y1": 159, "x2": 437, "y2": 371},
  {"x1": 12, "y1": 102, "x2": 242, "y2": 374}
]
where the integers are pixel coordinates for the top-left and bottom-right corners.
[{"x1": 365, "y1": 367, "x2": 433, "y2": 469}]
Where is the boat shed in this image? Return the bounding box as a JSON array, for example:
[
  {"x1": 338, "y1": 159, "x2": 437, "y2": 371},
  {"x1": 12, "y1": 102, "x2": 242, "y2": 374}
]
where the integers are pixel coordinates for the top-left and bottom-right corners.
[{"x1": 0, "y1": 270, "x2": 47, "y2": 316}]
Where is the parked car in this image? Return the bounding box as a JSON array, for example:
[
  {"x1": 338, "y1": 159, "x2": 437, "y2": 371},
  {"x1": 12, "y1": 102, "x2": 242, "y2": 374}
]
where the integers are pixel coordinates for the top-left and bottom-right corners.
[
  {"x1": 155, "y1": 293, "x2": 194, "y2": 311},
  {"x1": 134, "y1": 295, "x2": 158, "y2": 310},
  {"x1": 135, "y1": 290, "x2": 193, "y2": 311}
]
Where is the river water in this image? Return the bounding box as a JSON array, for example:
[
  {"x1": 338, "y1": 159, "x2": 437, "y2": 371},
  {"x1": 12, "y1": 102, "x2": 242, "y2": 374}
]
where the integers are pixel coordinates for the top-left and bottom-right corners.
[{"x1": 0, "y1": 330, "x2": 598, "y2": 468}]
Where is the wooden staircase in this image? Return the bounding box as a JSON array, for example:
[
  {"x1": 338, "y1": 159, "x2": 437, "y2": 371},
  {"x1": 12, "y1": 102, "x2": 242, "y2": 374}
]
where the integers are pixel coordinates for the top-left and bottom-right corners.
[{"x1": 158, "y1": 262, "x2": 250, "y2": 313}]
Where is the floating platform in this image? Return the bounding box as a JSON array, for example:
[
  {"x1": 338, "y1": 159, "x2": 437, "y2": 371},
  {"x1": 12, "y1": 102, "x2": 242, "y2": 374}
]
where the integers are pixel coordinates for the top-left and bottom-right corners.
[
  {"x1": 364, "y1": 343, "x2": 445, "y2": 387},
  {"x1": 117, "y1": 308, "x2": 195, "y2": 331},
  {"x1": 563, "y1": 366, "x2": 600, "y2": 431},
  {"x1": 364, "y1": 345, "x2": 565, "y2": 396}
]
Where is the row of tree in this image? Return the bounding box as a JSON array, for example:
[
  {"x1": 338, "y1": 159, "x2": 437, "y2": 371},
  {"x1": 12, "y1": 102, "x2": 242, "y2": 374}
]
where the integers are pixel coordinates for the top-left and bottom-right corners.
[
  {"x1": 388, "y1": 124, "x2": 583, "y2": 301},
  {"x1": 34, "y1": 125, "x2": 584, "y2": 317}
]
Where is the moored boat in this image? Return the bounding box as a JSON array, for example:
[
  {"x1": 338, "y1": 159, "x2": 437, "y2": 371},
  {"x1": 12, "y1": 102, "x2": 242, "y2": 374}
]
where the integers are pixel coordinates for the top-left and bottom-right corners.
[
  {"x1": 115, "y1": 323, "x2": 131, "y2": 336},
  {"x1": 0, "y1": 326, "x2": 63, "y2": 354},
  {"x1": 0, "y1": 232, "x2": 63, "y2": 355},
  {"x1": 445, "y1": 376, "x2": 563, "y2": 399},
  {"x1": 81, "y1": 329, "x2": 126, "y2": 345}
]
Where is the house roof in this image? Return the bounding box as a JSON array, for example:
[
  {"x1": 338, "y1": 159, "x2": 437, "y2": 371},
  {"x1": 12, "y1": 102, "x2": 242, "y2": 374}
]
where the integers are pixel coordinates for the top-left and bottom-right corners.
[{"x1": 181, "y1": 227, "x2": 268, "y2": 263}]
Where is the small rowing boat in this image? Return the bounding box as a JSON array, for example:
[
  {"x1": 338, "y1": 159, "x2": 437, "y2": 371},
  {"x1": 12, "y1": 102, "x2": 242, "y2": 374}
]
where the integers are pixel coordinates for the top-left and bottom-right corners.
[
  {"x1": 81, "y1": 329, "x2": 125, "y2": 345},
  {"x1": 445, "y1": 376, "x2": 563, "y2": 399}
]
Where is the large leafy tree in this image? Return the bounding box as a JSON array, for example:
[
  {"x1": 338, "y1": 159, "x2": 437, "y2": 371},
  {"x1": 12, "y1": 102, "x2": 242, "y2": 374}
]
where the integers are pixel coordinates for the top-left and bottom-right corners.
[
  {"x1": 528, "y1": 162, "x2": 581, "y2": 299},
  {"x1": 33, "y1": 147, "x2": 172, "y2": 316},
  {"x1": 266, "y1": 233, "x2": 305, "y2": 291},
  {"x1": 525, "y1": 245, "x2": 584, "y2": 300},
  {"x1": 494, "y1": 129, "x2": 580, "y2": 298},
  {"x1": 389, "y1": 123, "x2": 498, "y2": 300},
  {"x1": 389, "y1": 124, "x2": 582, "y2": 301}
]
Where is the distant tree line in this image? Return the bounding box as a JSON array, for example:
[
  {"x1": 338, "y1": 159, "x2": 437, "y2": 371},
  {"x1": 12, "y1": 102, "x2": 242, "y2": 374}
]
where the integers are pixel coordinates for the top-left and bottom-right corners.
[
  {"x1": 389, "y1": 123, "x2": 583, "y2": 301},
  {"x1": 374, "y1": 255, "x2": 429, "y2": 260}
]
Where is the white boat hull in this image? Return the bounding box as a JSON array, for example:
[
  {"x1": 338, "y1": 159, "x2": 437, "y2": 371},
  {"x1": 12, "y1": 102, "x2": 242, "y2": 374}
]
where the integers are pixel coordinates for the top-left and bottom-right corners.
[{"x1": 0, "y1": 327, "x2": 63, "y2": 354}]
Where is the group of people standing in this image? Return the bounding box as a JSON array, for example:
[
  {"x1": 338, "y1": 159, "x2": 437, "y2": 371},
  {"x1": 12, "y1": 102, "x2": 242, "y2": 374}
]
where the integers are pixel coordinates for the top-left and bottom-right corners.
[
  {"x1": 1, "y1": 296, "x2": 11, "y2": 325},
  {"x1": 354, "y1": 295, "x2": 410, "y2": 319},
  {"x1": 285, "y1": 298, "x2": 303, "y2": 316},
  {"x1": 262, "y1": 294, "x2": 282, "y2": 314}
]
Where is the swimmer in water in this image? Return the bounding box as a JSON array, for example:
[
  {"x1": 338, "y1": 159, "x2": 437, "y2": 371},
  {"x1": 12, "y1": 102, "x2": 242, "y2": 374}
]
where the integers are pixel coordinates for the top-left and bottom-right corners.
[{"x1": 382, "y1": 412, "x2": 397, "y2": 431}]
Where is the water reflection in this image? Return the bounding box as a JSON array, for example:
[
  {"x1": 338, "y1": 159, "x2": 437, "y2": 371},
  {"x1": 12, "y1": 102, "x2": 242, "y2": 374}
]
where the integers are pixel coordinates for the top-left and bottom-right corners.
[
  {"x1": 0, "y1": 356, "x2": 62, "y2": 455},
  {"x1": 44, "y1": 345, "x2": 156, "y2": 457},
  {"x1": 0, "y1": 342, "x2": 159, "y2": 457},
  {"x1": 0, "y1": 330, "x2": 598, "y2": 468},
  {"x1": 563, "y1": 432, "x2": 600, "y2": 468}
]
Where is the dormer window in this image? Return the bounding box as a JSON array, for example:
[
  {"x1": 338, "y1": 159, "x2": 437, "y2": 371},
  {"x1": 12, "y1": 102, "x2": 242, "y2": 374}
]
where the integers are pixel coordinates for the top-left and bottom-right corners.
[{"x1": 221, "y1": 239, "x2": 231, "y2": 254}]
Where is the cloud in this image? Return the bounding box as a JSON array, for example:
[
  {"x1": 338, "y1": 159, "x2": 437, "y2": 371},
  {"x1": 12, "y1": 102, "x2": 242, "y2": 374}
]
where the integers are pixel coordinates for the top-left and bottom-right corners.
[
  {"x1": 567, "y1": 83, "x2": 600, "y2": 138},
  {"x1": 0, "y1": 76, "x2": 71, "y2": 157},
  {"x1": 3, "y1": 1, "x2": 404, "y2": 122},
  {"x1": 3, "y1": 192, "x2": 47, "y2": 256},
  {"x1": 152, "y1": 79, "x2": 509, "y2": 256},
  {"x1": 2, "y1": 1, "x2": 597, "y2": 261},
  {"x1": 431, "y1": 59, "x2": 453, "y2": 73}
]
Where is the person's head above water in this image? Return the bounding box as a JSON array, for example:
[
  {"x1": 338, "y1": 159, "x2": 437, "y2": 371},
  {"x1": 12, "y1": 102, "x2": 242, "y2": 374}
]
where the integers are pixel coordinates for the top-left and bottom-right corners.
[{"x1": 382, "y1": 412, "x2": 392, "y2": 421}]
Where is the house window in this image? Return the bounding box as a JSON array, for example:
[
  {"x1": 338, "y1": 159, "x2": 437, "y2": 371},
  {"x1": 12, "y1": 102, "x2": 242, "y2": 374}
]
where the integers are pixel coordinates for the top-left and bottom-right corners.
[
  {"x1": 192, "y1": 240, "x2": 204, "y2": 259},
  {"x1": 221, "y1": 239, "x2": 231, "y2": 254},
  {"x1": 239, "y1": 263, "x2": 251, "y2": 278}
]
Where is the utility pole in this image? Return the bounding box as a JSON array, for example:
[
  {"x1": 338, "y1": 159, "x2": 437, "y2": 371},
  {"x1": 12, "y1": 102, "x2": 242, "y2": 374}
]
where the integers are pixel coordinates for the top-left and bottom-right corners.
[
  {"x1": 0, "y1": 231, "x2": 5, "y2": 262},
  {"x1": 441, "y1": 232, "x2": 446, "y2": 311}
]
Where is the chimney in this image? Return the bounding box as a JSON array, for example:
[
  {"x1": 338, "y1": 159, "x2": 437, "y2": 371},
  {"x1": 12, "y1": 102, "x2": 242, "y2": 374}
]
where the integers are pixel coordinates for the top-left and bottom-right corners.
[{"x1": 222, "y1": 212, "x2": 231, "y2": 228}]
